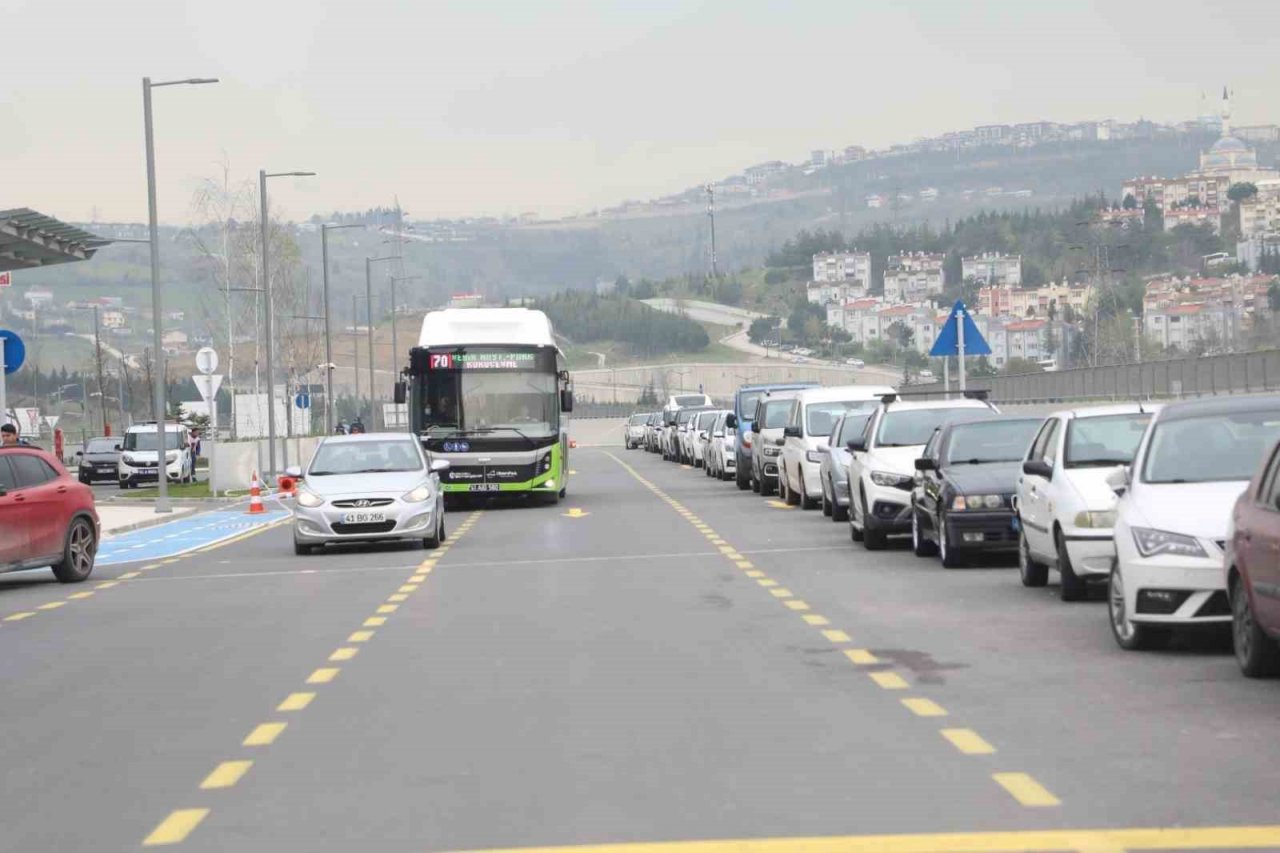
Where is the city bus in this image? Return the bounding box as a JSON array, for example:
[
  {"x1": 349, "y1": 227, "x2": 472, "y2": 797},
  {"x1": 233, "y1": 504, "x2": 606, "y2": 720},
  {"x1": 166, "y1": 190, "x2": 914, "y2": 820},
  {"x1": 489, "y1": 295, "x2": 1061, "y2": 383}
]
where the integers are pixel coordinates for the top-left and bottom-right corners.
[{"x1": 400, "y1": 307, "x2": 573, "y2": 503}]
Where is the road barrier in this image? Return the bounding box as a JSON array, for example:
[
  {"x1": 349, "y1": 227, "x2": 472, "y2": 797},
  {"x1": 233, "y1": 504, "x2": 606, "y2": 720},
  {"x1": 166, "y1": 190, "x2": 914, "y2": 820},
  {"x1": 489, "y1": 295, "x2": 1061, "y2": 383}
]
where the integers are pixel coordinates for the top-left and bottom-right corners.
[{"x1": 911, "y1": 349, "x2": 1280, "y2": 404}]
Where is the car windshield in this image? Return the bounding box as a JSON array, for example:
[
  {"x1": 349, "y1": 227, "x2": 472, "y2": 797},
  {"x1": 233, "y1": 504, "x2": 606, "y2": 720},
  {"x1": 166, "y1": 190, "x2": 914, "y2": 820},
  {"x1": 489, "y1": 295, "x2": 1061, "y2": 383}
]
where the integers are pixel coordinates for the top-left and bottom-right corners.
[
  {"x1": 877, "y1": 408, "x2": 981, "y2": 447},
  {"x1": 838, "y1": 413, "x2": 872, "y2": 445},
  {"x1": 760, "y1": 400, "x2": 792, "y2": 429},
  {"x1": 739, "y1": 391, "x2": 763, "y2": 419},
  {"x1": 806, "y1": 400, "x2": 875, "y2": 437},
  {"x1": 629, "y1": 414, "x2": 649, "y2": 425},
  {"x1": 945, "y1": 419, "x2": 1042, "y2": 464},
  {"x1": 677, "y1": 409, "x2": 699, "y2": 425},
  {"x1": 309, "y1": 440, "x2": 424, "y2": 475},
  {"x1": 1142, "y1": 409, "x2": 1280, "y2": 484},
  {"x1": 674, "y1": 395, "x2": 707, "y2": 407},
  {"x1": 1065, "y1": 413, "x2": 1152, "y2": 468},
  {"x1": 698, "y1": 412, "x2": 719, "y2": 429},
  {"x1": 123, "y1": 431, "x2": 182, "y2": 451},
  {"x1": 86, "y1": 439, "x2": 118, "y2": 453}
]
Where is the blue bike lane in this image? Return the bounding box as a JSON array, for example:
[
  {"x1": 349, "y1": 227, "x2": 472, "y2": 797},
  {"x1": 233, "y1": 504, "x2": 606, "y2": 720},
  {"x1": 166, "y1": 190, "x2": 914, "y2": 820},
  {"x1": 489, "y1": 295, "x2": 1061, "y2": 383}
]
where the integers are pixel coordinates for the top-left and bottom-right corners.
[{"x1": 97, "y1": 507, "x2": 290, "y2": 567}]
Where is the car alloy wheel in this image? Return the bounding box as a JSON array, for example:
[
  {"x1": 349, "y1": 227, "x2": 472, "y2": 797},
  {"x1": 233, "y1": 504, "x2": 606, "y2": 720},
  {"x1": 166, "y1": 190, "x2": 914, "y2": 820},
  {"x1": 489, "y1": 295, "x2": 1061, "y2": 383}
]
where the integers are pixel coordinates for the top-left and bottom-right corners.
[
  {"x1": 939, "y1": 516, "x2": 962, "y2": 569},
  {"x1": 912, "y1": 509, "x2": 937, "y2": 557},
  {"x1": 1232, "y1": 576, "x2": 1280, "y2": 677},
  {"x1": 52, "y1": 517, "x2": 97, "y2": 583},
  {"x1": 1108, "y1": 567, "x2": 1168, "y2": 651},
  {"x1": 1018, "y1": 529, "x2": 1048, "y2": 587}
]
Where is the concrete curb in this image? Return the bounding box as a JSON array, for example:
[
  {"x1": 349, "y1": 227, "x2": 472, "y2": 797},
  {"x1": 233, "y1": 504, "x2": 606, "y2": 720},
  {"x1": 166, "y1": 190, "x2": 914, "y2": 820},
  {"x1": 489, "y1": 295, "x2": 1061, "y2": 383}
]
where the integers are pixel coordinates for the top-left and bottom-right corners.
[{"x1": 101, "y1": 508, "x2": 203, "y2": 538}]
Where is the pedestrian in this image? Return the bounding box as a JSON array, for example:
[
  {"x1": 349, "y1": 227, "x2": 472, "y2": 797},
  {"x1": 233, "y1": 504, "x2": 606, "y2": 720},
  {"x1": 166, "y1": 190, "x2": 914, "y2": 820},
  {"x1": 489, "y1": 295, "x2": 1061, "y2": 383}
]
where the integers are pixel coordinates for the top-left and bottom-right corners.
[
  {"x1": 350, "y1": 418, "x2": 366, "y2": 435},
  {"x1": 0, "y1": 423, "x2": 27, "y2": 447}
]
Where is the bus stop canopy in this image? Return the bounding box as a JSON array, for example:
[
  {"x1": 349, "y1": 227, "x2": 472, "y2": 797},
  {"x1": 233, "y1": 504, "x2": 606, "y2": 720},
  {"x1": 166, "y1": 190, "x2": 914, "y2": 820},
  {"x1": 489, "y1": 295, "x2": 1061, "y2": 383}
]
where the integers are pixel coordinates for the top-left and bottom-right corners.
[{"x1": 0, "y1": 208, "x2": 111, "y2": 272}]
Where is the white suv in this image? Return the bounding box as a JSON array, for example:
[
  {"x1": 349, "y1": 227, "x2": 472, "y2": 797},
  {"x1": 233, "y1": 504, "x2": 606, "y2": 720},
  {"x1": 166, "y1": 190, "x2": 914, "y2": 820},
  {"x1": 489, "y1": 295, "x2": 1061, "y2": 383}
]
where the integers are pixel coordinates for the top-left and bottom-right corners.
[
  {"x1": 779, "y1": 385, "x2": 894, "y2": 509},
  {"x1": 118, "y1": 422, "x2": 195, "y2": 489},
  {"x1": 1015, "y1": 404, "x2": 1156, "y2": 601},
  {"x1": 848, "y1": 395, "x2": 996, "y2": 549}
]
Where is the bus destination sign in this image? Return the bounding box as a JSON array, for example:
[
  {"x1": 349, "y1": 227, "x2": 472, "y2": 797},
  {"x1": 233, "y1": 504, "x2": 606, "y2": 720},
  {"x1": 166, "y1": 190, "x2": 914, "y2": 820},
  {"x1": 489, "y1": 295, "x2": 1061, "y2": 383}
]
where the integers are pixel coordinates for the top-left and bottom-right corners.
[{"x1": 429, "y1": 352, "x2": 536, "y2": 370}]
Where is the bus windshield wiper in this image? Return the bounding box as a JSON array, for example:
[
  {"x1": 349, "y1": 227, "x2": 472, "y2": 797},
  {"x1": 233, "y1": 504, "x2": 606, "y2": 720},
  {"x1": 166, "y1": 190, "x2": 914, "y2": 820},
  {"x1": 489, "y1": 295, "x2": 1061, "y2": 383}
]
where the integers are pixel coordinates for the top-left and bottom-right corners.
[
  {"x1": 463, "y1": 426, "x2": 537, "y2": 448},
  {"x1": 423, "y1": 423, "x2": 459, "y2": 434}
]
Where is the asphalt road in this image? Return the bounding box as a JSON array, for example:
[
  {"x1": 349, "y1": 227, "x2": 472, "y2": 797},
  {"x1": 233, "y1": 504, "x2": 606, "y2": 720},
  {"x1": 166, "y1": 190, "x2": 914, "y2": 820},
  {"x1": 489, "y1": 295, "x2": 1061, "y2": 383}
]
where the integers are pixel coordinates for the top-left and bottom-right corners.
[{"x1": 2, "y1": 449, "x2": 1279, "y2": 852}]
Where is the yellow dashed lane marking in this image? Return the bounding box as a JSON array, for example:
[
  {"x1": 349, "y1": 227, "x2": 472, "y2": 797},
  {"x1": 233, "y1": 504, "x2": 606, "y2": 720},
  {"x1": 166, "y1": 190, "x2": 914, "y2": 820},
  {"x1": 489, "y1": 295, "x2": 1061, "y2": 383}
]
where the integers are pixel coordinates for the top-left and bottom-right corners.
[
  {"x1": 307, "y1": 668, "x2": 340, "y2": 684},
  {"x1": 277, "y1": 692, "x2": 315, "y2": 712},
  {"x1": 119, "y1": 571, "x2": 141, "y2": 579},
  {"x1": 376, "y1": 604, "x2": 398, "y2": 614},
  {"x1": 757, "y1": 579, "x2": 777, "y2": 588},
  {"x1": 783, "y1": 600, "x2": 809, "y2": 611},
  {"x1": 4, "y1": 612, "x2": 35, "y2": 622},
  {"x1": 199, "y1": 760, "x2": 253, "y2": 790},
  {"x1": 348, "y1": 630, "x2": 374, "y2": 643},
  {"x1": 902, "y1": 698, "x2": 948, "y2": 717},
  {"x1": 36, "y1": 601, "x2": 65, "y2": 610},
  {"x1": 329, "y1": 647, "x2": 359, "y2": 662},
  {"x1": 142, "y1": 808, "x2": 210, "y2": 846},
  {"x1": 735, "y1": 560, "x2": 753, "y2": 569},
  {"x1": 68, "y1": 591, "x2": 94, "y2": 600},
  {"x1": 398, "y1": 584, "x2": 419, "y2": 593},
  {"x1": 95, "y1": 581, "x2": 119, "y2": 589},
  {"x1": 869, "y1": 671, "x2": 908, "y2": 690},
  {"x1": 242, "y1": 722, "x2": 287, "y2": 746},
  {"x1": 387, "y1": 594, "x2": 409, "y2": 603},
  {"x1": 821, "y1": 629, "x2": 851, "y2": 643},
  {"x1": 745, "y1": 570, "x2": 765, "y2": 578},
  {"x1": 993, "y1": 773, "x2": 1061, "y2": 807},
  {"x1": 941, "y1": 728, "x2": 996, "y2": 755},
  {"x1": 363, "y1": 616, "x2": 387, "y2": 627},
  {"x1": 803, "y1": 614, "x2": 830, "y2": 626},
  {"x1": 844, "y1": 649, "x2": 879, "y2": 664},
  {"x1": 769, "y1": 588, "x2": 793, "y2": 598}
]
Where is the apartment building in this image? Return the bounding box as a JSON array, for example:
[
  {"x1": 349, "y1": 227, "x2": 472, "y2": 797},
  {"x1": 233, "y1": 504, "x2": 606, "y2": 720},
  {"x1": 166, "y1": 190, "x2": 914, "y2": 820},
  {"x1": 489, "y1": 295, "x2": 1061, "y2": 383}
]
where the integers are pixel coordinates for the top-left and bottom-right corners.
[
  {"x1": 812, "y1": 251, "x2": 873, "y2": 287},
  {"x1": 883, "y1": 252, "x2": 945, "y2": 303},
  {"x1": 977, "y1": 282, "x2": 1093, "y2": 318},
  {"x1": 1240, "y1": 179, "x2": 1280, "y2": 238},
  {"x1": 962, "y1": 253, "x2": 1022, "y2": 286}
]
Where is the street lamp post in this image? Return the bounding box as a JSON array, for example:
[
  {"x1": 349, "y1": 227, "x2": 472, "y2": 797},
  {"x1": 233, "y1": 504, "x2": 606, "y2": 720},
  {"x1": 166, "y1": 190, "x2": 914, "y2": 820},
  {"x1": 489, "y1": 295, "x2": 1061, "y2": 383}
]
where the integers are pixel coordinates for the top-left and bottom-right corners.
[
  {"x1": 320, "y1": 223, "x2": 362, "y2": 434},
  {"x1": 259, "y1": 169, "x2": 316, "y2": 478},
  {"x1": 364, "y1": 255, "x2": 399, "y2": 426},
  {"x1": 143, "y1": 75, "x2": 218, "y2": 513},
  {"x1": 387, "y1": 274, "x2": 421, "y2": 414}
]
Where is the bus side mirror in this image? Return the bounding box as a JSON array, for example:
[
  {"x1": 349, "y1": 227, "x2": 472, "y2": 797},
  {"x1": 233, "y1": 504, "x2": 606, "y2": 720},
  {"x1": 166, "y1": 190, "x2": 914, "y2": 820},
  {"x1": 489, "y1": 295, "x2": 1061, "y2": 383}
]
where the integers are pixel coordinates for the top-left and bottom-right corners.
[
  {"x1": 394, "y1": 381, "x2": 407, "y2": 405},
  {"x1": 724, "y1": 414, "x2": 737, "y2": 430},
  {"x1": 560, "y1": 389, "x2": 574, "y2": 413}
]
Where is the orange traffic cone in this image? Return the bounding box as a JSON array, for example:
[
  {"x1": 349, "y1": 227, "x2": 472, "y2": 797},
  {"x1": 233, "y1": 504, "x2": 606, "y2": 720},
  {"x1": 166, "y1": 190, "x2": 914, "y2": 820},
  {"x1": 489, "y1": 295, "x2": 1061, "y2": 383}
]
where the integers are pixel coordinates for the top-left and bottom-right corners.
[{"x1": 247, "y1": 469, "x2": 266, "y2": 514}]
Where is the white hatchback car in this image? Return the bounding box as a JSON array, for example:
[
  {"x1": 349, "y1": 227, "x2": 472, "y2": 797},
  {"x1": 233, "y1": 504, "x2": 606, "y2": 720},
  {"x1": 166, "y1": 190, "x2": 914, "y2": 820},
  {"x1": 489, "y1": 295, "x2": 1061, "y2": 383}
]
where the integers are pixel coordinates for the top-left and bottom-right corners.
[
  {"x1": 1108, "y1": 395, "x2": 1280, "y2": 650},
  {"x1": 779, "y1": 385, "x2": 894, "y2": 509},
  {"x1": 1016, "y1": 405, "x2": 1157, "y2": 601},
  {"x1": 848, "y1": 394, "x2": 997, "y2": 549}
]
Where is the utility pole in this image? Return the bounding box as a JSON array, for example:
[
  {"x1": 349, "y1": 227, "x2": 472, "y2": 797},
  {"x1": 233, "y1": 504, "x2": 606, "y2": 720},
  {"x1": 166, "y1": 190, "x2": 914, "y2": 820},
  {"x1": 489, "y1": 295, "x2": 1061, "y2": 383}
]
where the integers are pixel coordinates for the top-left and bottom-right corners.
[
  {"x1": 91, "y1": 305, "x2": 108, "y2": 434},
  {"x1": 351, "y1": 293, "x2": 361, "y2": 409},
  {"x1": 706, "y1": 184, "x2": 719, "y2": 279}
]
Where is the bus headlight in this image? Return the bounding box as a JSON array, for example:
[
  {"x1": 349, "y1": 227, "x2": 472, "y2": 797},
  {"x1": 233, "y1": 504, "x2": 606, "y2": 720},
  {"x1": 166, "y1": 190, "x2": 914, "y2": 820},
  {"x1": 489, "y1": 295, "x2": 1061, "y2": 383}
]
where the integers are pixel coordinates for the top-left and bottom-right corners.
[{"x1": 539, "y1": 451, "x2": 553, "y2": 473}]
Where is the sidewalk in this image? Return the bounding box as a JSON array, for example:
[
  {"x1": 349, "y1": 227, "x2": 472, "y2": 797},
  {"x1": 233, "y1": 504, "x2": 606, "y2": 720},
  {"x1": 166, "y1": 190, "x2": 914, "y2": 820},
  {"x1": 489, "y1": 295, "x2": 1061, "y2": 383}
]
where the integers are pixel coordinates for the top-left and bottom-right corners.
[{"x1": 98, "y1": 504, "x2": 199, "y2": 536}]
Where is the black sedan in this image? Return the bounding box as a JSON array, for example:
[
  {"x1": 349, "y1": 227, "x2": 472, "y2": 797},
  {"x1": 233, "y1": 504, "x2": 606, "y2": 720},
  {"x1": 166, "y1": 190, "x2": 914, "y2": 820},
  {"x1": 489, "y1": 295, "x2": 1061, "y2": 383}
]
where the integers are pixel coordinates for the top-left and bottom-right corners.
[
  {"x1": 76, "y1": 436, "x2": 122, "y2": 484},
  {"x1": 910, "y1": 416, "x2": 1043, "y2": 568}
]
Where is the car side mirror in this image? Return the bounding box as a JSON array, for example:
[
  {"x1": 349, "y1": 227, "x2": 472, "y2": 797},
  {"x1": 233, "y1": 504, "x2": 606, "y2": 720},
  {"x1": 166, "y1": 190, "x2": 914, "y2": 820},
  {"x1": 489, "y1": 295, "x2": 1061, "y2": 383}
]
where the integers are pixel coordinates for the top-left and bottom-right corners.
[
  {"x1": 1022, "y1": 459, "x2": 1053, "y2": 479},
  {"x1": 750, "y1": 421, "x2": 760, "y2": 433},
  {"x1": 724, "y1": 414, "x2": 737, "y2": 430},
  {"x1": 560, "y1": 389, "x2": 574, "y2": 413},
  {"x1": 430, "y1": 459, "x2": 451, "y2": 474},
  {"x1": 846, "y1": 437, "x2": 867, "y2": 453},
  {"x1": 394, "y1": 381, "x2": 407, "y2": 405},
  {"x1": 914, "y1": 457, "x2": 936, "y2": 471},
  {"x1": 783, "y1": 425, "x2": 802, "y2": 438},
  {"x1": 1105, "y1": 466, "x2": 1130, "y2": 496},
  {"x1": 114, "y1": 445, "x2": 122, "y2": 451},
  {"x1": 284, "y1": 465, "x2": 303, "y2": 479}
]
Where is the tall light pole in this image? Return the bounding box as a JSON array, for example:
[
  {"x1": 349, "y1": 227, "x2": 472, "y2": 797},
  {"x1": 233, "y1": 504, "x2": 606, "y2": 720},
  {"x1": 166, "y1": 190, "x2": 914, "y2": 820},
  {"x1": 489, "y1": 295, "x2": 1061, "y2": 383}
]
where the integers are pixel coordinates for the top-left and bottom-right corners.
[
  {"x1": 388, "y1": 274, "x2": 421, "y2": 403},
  {"x1": 364, "y1": 255, "x2": 399, "y2": 425},
  {"x1": 260, "y1": 169, "x2": 316, "y2": 478},
  {"x1": 143, "y1": 75, "x2": 218, "y2": 513},
  {"x1": 321, "y1": 223, "x2": 362, "y2": 433},
  {"x1": 706, "y1": 183, "x2": 719, "y2": 279}
]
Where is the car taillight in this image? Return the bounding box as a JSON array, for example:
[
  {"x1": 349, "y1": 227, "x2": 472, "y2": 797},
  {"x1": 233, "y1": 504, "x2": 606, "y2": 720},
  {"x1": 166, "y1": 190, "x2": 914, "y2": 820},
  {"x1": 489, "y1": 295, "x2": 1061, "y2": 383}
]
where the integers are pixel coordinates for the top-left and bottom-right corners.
[{"x1": 743, "y1": 434, "x2": 752, "y2": 448}]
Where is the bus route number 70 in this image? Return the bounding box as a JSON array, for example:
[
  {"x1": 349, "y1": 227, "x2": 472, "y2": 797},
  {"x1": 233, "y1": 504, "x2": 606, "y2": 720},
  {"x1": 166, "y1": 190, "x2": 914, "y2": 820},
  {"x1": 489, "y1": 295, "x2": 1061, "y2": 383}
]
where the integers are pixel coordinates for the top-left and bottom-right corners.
[{"x1": 429, "y1": 353, "x2": 455, "y2": 370}]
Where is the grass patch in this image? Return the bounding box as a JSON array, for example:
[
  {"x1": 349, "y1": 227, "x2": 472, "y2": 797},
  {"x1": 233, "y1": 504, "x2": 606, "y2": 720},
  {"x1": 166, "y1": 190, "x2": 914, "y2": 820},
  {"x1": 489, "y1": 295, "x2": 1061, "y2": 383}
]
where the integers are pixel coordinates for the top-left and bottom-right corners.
[{"x1": 116, "y1": 480, "x2": 212, "y2": 499}]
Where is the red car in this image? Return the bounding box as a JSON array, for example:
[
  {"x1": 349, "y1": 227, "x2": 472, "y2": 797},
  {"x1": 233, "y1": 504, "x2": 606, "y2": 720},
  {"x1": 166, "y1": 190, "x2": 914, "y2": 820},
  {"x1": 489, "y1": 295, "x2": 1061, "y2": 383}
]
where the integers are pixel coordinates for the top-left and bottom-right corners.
[
  {"x1": 0, "y1": 445, "x2": 100, "y2": 582},
  {"x1": 1226, "y1": 436, "x2": 1280, "y2": 677}
]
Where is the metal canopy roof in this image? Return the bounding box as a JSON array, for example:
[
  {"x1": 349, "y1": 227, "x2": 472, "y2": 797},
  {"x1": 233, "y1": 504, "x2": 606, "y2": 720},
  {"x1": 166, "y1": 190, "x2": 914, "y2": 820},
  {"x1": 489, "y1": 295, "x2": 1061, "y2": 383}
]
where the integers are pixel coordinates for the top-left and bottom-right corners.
[{"x1": 0, "y1": 208, "x2": 112, "y2": 272}]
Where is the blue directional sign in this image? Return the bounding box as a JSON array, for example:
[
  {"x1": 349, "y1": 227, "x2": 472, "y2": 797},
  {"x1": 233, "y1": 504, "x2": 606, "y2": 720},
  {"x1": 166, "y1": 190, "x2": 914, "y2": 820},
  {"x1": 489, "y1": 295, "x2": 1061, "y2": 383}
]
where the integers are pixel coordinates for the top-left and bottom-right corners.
[
  {"x1": 0, "y1": 329, "x2": 25, "y2": 374},
  {"x1": 294, "y1": 392, "x2": 311, "y2": 410},
  {"x1": 929, "y1": 300, "x2": 991, "y2": 358}
]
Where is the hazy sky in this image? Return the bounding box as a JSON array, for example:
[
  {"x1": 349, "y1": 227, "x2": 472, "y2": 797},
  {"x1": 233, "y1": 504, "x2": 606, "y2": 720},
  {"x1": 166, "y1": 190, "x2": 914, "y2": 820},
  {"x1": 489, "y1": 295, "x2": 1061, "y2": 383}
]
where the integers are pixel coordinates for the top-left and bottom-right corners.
[{"x1": 3, "y1": 0, "x2": 1278, "y2": 225}]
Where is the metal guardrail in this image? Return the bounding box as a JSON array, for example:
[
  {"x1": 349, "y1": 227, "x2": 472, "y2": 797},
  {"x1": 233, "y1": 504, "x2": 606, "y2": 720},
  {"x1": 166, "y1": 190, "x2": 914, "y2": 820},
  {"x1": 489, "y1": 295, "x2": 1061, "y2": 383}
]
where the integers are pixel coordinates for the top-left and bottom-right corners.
[{"x1": 910, "y1": 350, "x2": 1280, "y2": 404}]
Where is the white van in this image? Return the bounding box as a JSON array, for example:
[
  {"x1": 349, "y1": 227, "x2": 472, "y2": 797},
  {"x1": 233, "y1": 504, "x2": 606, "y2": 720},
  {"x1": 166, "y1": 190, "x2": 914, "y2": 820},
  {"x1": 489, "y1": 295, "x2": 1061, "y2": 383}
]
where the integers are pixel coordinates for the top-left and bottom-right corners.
[
  {"x1": 118, "y1": 422, "x2": 195, "y2": 489},
  {"x1": 779, "y1": 385, "x2": 896, "y2": 508}
]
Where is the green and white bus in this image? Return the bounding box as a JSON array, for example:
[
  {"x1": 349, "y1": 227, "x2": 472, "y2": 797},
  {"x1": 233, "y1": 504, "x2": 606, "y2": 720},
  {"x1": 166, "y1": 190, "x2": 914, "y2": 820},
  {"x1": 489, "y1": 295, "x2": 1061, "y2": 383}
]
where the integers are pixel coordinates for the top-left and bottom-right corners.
[{"x1": 402, "y1": 307, "x2": 573, "y2": 502}]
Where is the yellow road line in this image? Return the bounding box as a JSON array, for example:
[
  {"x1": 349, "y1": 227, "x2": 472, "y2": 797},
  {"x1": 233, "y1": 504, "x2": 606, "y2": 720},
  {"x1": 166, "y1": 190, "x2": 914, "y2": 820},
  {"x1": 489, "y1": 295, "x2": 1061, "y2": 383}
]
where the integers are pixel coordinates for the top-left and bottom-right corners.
[
  {"x1": 242, "y1": 722, "x2": 287, "y2": 746},
  {"x1": 769, "y1": 588, "x2": 793, "y2": 598},
  {"x1": 802, "y1": 614, "x2": 830, "y2": 626},
  {"x1": 821, "y1": 629, "x2": 851, "y2": 643},
  {"x1": 276, "y1": 692, "x2": 315, "y2": 712},
  {"x1": 783, "y1": 600, "x2": 809, "y2": 611},
  {"x1": 993, "y1": 772, "x2": 1060, "y2": 807},
  {"x1": 363, "y1": 616, "x2": 387, "y2": 627},
  {"x1": 745, "y1": 570, "x2": 765, "y2": 578},
  {"x1": 36, "y1": 601, "x2": 65, "y2": 610},
  {"x1": 306, "y1": 667, "x2": 340, "y2": 684},
  {"x1": 398, "y1": 584, "x2": 419, "y2": 592},
  {"x1": 95, "y1": 581, "x2": 119, "y2": 589},
  {"x1": 387, "y1": 594, "x2": 409, "y2": 603},
  {"x1": 142, "y1": 808, "x2": 210, "y2": 846},
  {"x1": 902, "y1": 697, "x2": 947, "y2": 717},
  {"x1": 756, "y1": 579, "x2": 777, "y2": 587},
  {"x1": 451, "y1": 825, "x2": 1280, "y2": 852},
  {"x1": 199, "y1": 760, "x2": 253, "y2": 790},
  {"x1": 68, "y1": 591, "x2": 95, "y2": 600},
  {"x1": 348, "y1": 630, "x2": 374, "y2": 643},
  {"x1": 941, "y1": 728, "x2": 996, "y2": 755},
  {"x1": 376, "y1": 604, "x2": 398, "y2": 614},
  {"x1": 119, "y1": 571, "x2": 141, "y2": 579},
  {"x1": 734, "y1": 560, "x2": 753, "y2": 569},
  {"x1": 329, "y1": 647, "x2": 358, "y2": 661},
  {"x1": 4, "y1": 612, "x2": 35, "y2": 622},
  {"x1": 844, "y1": 649, "x2": 878, "y2": 664},
  {"x1": 869, "y1": 671, "x2": 908, "y2": 689}
]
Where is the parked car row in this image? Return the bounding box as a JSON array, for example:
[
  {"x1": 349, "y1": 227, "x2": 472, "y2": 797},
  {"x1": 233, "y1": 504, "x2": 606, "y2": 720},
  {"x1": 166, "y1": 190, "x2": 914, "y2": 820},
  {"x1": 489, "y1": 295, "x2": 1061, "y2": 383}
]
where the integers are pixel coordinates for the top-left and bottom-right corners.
[{"x1": 627, "y1": 387, "x2": 1280, "y2": 679}]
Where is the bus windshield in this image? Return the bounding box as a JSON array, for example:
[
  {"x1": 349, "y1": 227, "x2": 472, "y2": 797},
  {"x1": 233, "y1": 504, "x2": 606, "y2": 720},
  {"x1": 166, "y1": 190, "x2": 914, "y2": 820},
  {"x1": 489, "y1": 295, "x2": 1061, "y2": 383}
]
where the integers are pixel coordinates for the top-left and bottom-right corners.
[{"x1": 422, "y1": 370, "x2": 559, "y2": 437}]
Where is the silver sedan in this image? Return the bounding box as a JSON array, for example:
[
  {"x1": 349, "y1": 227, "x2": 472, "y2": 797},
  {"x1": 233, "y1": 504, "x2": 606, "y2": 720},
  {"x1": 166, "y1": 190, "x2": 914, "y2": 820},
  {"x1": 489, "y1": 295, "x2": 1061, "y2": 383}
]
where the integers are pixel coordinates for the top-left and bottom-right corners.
[
  {"x1": 819, "y1": 411, "x2": 871, "y2": 522},
  {"x1": 288, "y1": 433, "x2": 449, "y2": 555}
]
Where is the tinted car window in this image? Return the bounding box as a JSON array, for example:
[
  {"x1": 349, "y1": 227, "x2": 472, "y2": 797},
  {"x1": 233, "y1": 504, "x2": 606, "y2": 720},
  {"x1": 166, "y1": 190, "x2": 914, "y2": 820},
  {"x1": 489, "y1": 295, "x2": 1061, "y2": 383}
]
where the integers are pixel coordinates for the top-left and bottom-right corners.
[
  {"x1": 739, "y1": 391, "x2": 763, "y2": 419},
  {"x1": 807, "y1": 400, "x2": 875, "y2": 437},
  {"x1": 839, "y1": 413, "x2": 871, "y2": 445},
  {"x1": 698, "y1": 412, "x2": 718, "y2": 429},
  {"x1": 877, "y1": 408, "x2": 978, "y2": 447},
  {"x1": 760, "y1": 400, "x2": 793, "y2": 429},
  {"x1": 87, "y1": 438, "x2": 119, "y2": 453},
  {"x1": 1142, "y1": 409, "x2": 1280, "y2": 484},
  {"x1": 0, "y1": 457, "x2": 16, "y2": 491},
  {"x1": 945, "y1": 419, "x2": 1043, "y2": 464},
  {"x1": 310, "y1": 440, "x2": 424, "y2": 475},
  {"x1": 10, "y1": 454, "x2": 56, "y2": 488}
]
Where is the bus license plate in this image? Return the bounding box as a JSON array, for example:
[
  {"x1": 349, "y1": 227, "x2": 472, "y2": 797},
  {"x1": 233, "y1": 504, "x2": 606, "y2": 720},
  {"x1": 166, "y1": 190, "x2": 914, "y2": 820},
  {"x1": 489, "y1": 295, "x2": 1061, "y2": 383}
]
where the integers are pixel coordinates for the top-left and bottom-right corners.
[
  {"x1": 467, "y1": 484, "x2": 501, "y2": 492},
  {"x1": 342, "y1": 511, "x2": 386, "y2": 524}
]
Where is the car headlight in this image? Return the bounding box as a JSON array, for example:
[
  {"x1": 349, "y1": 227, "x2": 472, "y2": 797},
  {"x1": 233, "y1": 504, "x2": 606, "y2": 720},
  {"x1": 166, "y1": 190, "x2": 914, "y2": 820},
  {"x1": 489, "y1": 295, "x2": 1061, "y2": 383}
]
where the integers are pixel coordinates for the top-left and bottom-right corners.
[
  {"x1": 951, "y1": 494, "x2": 1006, "y2": 511},
  {"x1": 122, "y1": 454, "x2": 136, "y2": 465},
  {"x1": 762, "y1": 445, "x2": 781, "y2": 457},
  {"x1": 166, "y1": 451, "x2": 179, "y2": 462},
  {"x1": 402, "y1": 484, "x2": 433, "y2": 503},
  {"x1": 1074, "y1": 510, "x2": 1117, "y2": 529},
  {"x1": 870, "y1": 470, "x2": 914, "y2": 490},
  {"x1": 806, "y1": 450, "x2": 825, "y2": 464},
  {"x1": 1131, "y1": 527, "x2": 1208, "y2": 559},
  {"x1": 295, "y1": 488, "x2": 325, "y2": 508}
]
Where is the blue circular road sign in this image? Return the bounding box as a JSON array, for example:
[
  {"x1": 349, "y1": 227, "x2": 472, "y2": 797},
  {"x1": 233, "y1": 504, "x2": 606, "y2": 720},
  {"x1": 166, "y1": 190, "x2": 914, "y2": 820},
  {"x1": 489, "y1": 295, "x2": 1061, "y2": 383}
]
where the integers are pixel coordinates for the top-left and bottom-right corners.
[
  {"x1": 295, "y1": 392, "x2": 311, "y2": 409},
  {"x1": 0, "y1": 329, "x2": 25, "y2": 375}
]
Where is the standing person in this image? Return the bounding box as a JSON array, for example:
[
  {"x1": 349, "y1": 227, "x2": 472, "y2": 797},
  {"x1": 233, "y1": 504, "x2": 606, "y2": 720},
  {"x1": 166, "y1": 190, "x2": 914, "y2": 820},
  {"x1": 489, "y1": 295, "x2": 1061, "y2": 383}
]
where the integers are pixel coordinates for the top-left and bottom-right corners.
[
  {"x1": 350, "y1": 418, "x2": 366, "y2": 435},
  {"x1": 0, "y1": 423, "x2": 20, "y2": 447}
]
